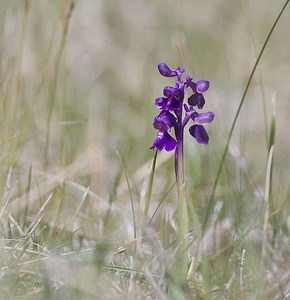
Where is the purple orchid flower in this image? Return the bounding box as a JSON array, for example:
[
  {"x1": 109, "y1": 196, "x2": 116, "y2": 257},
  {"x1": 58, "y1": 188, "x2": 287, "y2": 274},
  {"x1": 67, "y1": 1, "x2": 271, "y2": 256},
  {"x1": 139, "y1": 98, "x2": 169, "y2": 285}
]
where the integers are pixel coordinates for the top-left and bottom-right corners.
[
  {"x1": 150, "y1": 131, "x2": 177, "y2": 152},
  {"x1": 151, "y1": 62, "x2": 214, "y2": 151}
]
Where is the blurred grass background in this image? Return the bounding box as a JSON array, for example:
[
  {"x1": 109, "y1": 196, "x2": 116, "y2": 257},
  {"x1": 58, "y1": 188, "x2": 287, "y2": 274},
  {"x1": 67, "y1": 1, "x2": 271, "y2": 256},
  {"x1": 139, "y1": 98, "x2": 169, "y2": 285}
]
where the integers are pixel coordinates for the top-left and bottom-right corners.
[{"x1": 1, "y1": 0, "x2": 290, "y2": 299}]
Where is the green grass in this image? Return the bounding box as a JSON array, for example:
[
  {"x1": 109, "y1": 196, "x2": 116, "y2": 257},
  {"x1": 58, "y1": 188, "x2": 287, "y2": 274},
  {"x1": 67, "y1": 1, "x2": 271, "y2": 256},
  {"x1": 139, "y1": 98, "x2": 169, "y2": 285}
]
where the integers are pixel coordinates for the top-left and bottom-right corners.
[{"x1": 1, "y1": 0, "x2": 290, "y2": 299}]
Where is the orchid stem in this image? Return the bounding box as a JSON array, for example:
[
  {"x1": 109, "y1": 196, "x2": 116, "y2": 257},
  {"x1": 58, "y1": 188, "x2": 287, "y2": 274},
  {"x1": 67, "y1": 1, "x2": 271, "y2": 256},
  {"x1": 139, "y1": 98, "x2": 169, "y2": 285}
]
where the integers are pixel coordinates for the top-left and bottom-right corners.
[{"x1": 175, "y1": 123, "x2": 188, "y2": 278}]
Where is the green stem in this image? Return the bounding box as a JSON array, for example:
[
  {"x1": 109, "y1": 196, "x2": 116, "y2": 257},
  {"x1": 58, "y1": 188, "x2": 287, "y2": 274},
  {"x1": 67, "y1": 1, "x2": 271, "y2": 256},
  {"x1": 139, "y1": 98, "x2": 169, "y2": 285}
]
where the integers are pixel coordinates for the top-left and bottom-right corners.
[
  {"x1": 176, "y1": 137, "x2": 188, "y2": 241},
  {"x1": 175, "y1": 127, "x2": 188, "y2": 278}
]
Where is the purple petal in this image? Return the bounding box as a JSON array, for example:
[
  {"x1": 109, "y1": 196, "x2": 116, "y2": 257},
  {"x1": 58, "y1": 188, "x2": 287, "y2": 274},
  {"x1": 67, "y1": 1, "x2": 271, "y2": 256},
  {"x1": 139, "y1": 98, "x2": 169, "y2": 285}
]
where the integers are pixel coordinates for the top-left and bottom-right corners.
[
  {"x1": 153, "y1": 111, "x2": 176, "y2": 131},
  {"x1": 185, "y1": 76, "x2": 196, "y2": 91},
  {"x1": 173, "y1": 82, "x2": 185, "y2": 102},
  {"x1": 163, "y1": 132, "x2": 177, "y2": 151},
  {"x1": 188, "y1": 93, "x2": 205, "y2": 109},
  {"x1": 166, "y1": 97, "x2": 182, "y2": 111},
  {"x1": 189, "y1": 125, "x2": 209, "y2": 144},
  {"x1": 151, "y1": 131, "x2": 177, "y2": 151},
  {"x1": 163, "y1": 84, "x2": 185, "y2": 106},
  {"x1": 163, "y1": 86, "x2": 175, "y2": 97},
  {"x1": 155, "y1": 97, "x2": 167, "y2": 109},
  {"x1": 194, "y1": 112, "x2": 214, "y2": 125},
  {"x1": 158, "y1": 63, "x2": 176, "y2": 77},
  {"x1": 196, "y1": 80, "x2": 209, "y2": 93}
]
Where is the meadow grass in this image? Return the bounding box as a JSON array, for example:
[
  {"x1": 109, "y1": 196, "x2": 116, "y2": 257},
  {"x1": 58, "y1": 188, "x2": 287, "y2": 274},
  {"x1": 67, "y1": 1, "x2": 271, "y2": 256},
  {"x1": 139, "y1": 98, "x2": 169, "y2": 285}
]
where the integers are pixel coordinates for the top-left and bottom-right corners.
[{"x1": 1, "y1": 1, "x2": 290, "y2": 299}]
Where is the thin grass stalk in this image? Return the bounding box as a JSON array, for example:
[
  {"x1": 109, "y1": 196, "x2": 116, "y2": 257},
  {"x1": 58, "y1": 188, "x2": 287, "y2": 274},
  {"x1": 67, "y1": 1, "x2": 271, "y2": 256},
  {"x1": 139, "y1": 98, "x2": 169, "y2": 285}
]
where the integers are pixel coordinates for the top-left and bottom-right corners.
[
  {"x1": 64, "y1": 186, "x2": 89, "y2": 230},
  {"x1": 144, "y1": 150, "x2": 158, "y2": 217},
  {"x1": 268, "y1": 95, "x2": 276, "y2": 184},
  {"x1": 239, "y1": 248, "x2": 246, "y2": 294},
  {"x1": 104, "y1": 165, "x2": 123, "y2": 228},
  {"x1": 268, "y1": 95, "x2": 277, "y2": 246},
  {"x1": 16, "y1": 0, "x2": 29, "y2": 94},
  {"x1": 116, "y1": 151, "x2": 137, "y2": 240},
  {"x1": 23, "y1": 164, "x2": 33, "y2": 226},
  {"x1": 203, "y1": 0, "x2": 290, "y2": 231},
  {"x1": 149, "y1": 183, "x2": 175, "y2": 224},
  {"x1": 8, "y1": 1, "x2": 29, "y2": 142},
  {"x1": 261, "y1": 145, "x2": 274, "y2": 265},
  {"x1": 23, "y1": 192, "x2": 54, "y2": 237},
  {"x1": 109, "y1": 165, "x2": 123, "y2": 205},
  {"x1": 44, "y1": 2, "x2": 75, "y2": 166}
]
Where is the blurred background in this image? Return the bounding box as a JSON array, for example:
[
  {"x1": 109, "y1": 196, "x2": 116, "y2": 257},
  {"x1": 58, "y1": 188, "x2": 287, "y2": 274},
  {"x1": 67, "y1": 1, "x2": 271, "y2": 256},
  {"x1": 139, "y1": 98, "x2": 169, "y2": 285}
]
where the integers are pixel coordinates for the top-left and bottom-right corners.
[
  {"x1": 2, "y1": 1, "x2": 290, "y2": 179},
  {"x1": 1, "y1": 1, "x2": 290, "y2": 186}
]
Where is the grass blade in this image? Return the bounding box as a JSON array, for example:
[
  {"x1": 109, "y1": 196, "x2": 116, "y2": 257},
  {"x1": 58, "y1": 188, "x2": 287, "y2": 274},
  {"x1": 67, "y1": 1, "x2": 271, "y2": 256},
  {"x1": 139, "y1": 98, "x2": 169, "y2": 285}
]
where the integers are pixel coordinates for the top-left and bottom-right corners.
[
  {"x1": 144, "y1": 150, "x2": 158, "y2": 218},
  {"x1": 203, "y1": 0, "x2": 290, "y2": 231},
  {"x1": 261, "y1": 145, "x2": 275, "y2": 265},
  {"x1": 116, "y1": 151, "x2": 137, "y2": 240}
]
